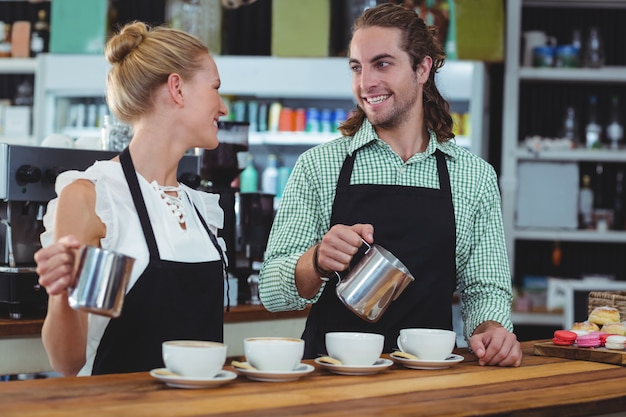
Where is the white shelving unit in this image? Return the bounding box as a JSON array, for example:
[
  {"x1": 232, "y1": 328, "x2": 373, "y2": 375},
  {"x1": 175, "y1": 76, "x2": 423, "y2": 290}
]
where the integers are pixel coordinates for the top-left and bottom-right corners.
[
  {"x1": 0, "y1": 57, "x2": 39, "y2": 145},
  {"x1": 28, "y1": 54, "x2": 488, "y2": 158},
  {"x1": 0, "y1": 58, "x2": 38, "y2": 74},
  {"x1": 500, "y1": 0, "x2": 626, "y2": 276}
]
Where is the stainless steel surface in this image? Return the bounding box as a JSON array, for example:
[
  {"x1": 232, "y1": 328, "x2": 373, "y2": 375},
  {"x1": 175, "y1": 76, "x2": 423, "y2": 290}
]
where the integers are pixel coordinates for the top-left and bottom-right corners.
[
  {"x1": 0, "y1": 143, "x2": 199, "y2": 318},
  {"x1": 335, "y1": 241, "x2": 415, "y2": 323},
  {"x1": 1, "y1": 219, "x2": 16, "y2": 267},
  {"x1": 0, "y1": 144, "x2": 199, "y2": 202},
  {"x1": 0, "y1": 267, "x2": 46, "y2": 319},
  {"x1": 69, "y1": 246, "x2": 135, "y2": 318}
]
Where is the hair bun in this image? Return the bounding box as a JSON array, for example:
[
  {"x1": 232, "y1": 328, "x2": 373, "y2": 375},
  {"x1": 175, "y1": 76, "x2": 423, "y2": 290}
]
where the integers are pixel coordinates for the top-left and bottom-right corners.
[{"x1": 106, "y1": 21, "x2": 149, "y2": 64}]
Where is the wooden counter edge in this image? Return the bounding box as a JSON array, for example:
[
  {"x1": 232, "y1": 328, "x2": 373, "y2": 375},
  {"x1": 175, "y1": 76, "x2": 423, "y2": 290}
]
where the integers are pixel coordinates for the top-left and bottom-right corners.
[
  {"x1": 0, "y1": 305, "x2": 310, "y2": 337},
  {"x1": 223, "y1": 304, "x2": 310, "y2": 323}
]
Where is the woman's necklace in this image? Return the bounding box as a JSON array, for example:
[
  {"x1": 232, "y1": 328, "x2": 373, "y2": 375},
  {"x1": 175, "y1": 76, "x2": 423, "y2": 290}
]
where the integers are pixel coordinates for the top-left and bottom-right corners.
[{"x1": 151, "y1": 181, "x2": 185, "y2": 224}]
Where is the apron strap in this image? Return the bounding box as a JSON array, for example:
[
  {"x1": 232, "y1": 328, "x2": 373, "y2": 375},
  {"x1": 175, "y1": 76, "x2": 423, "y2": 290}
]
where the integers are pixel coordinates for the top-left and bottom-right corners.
[
  {"x1": 119, "y1": 147, "x2": 161, "y2": 260},
  {"x1": 339, "y1": 147, "x2": 451, "y2": 192},
  {"x1": 192, "y1": 204, "x2": 230, "y2": 310},
  {"x1": 434, "y1": 149, "x2": 451, "y2": 193},
  {"x1": 337, "y1": 151, "x2": 357, "y2": 187}
]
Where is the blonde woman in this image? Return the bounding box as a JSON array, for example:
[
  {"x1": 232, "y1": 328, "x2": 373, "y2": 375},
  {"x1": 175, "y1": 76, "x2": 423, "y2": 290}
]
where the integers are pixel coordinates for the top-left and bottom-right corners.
[{"x1": 35, "y1": 21, "x2": 228, "y2": 376}]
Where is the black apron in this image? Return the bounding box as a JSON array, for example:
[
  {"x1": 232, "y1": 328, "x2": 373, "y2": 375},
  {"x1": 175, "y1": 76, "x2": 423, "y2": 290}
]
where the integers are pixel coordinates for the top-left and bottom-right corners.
[
  {"x1": 302, "y1": 147, "x2": 456, "y2": 358},
  {"x1": 91, "y1": 148, "x2": 225, "y2": 375}
]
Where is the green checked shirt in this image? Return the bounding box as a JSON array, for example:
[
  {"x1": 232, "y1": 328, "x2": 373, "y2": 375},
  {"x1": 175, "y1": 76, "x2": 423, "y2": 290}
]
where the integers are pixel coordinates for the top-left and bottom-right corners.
[{"x1": 259, "y1": 119, "x2": 513, "y2": 341}]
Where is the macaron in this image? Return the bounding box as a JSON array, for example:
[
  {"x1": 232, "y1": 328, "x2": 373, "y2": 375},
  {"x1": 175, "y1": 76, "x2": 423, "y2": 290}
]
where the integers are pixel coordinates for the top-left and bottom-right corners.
[
  {"x1": 605, "y1": 335, "x2": 626, "y2": 350},
  {"x1": 552, "y1": 330, "x2": 577, "y2": 346},
  {"x1": 589, "y1": 331, "x2": 610, "y2": 347},
  {"x1": 576, "y1": 333, "x2": 601, "y2": 348}
]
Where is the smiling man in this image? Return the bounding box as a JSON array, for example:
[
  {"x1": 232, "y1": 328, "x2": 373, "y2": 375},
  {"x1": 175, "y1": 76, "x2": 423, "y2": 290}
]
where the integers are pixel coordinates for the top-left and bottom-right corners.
[{"x1": 259, "y1": 2, "x2": 522, "y2": 367}]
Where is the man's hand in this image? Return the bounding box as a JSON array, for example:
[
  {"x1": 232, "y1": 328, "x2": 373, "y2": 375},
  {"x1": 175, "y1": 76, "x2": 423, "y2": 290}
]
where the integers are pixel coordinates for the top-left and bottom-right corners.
[{"x1": 469, "y1": 321, "x2": 522, "y2": 367}]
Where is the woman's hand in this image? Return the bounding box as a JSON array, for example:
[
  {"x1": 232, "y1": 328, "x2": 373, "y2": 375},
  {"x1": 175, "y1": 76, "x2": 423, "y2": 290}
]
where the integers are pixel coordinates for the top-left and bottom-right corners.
[{"x1": 35, "y1": 235, "x2": 82, "y2": 295}]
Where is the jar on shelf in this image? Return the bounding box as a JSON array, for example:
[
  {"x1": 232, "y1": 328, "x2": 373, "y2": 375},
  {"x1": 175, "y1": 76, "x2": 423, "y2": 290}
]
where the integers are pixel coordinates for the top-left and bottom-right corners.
[
  {"x1": 166, "y1": 0, "x2": 222, "y2": 54},
  {"x1": 101, "y1": 115, "x2": 133, "y2": 151}
]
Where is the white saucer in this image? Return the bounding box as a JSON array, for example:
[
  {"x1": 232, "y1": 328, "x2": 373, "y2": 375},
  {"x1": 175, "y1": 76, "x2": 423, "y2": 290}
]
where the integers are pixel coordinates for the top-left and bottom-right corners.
[
  {"x1": 235, "y1": 363, "x2": 315, "y2": 382},
  {"x1": 314, "y1": 357, "x2": 393, "y2": 375},
  {"x1": 390, "y1": 352, "x2": 465, "y2": 370},
  {"x1": 150, "y1": 368, "x2": 237, "y2": 389}
]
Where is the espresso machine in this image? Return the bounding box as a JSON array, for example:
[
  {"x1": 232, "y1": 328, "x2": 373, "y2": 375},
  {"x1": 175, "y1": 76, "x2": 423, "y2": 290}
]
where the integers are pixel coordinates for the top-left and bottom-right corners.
[
  {"x1": 197, "y1": 122, "x2": 275, "y2": 304},
  {"x1": 0, "y1": 144, "x2": 200, "y2": 319}
]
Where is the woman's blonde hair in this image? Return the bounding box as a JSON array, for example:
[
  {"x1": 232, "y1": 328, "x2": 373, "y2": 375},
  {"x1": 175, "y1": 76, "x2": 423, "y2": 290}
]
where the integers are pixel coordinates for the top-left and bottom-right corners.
[
  {"x1": 339, "y1": 3, "x2": 454, "y2": 142},
  {"x1": 105, "y1": 21, "x2": 209, "y2": 124}
]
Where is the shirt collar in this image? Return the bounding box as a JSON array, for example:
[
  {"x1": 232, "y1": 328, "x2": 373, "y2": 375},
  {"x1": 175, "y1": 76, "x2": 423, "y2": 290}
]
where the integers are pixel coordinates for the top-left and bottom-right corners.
[{"x1": 348, "y1": 119, "x2": 458, "y2": 160}]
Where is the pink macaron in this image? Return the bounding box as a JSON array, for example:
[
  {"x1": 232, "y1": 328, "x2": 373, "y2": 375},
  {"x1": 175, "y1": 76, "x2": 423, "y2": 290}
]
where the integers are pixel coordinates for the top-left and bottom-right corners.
[
  {"x1": 589, "y1": 331, "x2": 610, "y2": 347},
  {"x1": 576, "y1": 333, "x2": 601, "y2": 348}
]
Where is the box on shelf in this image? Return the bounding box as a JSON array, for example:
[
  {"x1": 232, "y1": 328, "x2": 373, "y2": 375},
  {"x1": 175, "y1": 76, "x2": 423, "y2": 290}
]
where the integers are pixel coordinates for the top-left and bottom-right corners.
[
  {"x1": 10, "y1": 21, "x2": 31, "y2": 58},
  {"x1": 522, "y1": 275, "x2": 548, "y2": 312},
  {"x1": 3, "y1": 106, "x2": 31, "y2": 137},
  {"x1": 49, "y1": 0, "x2": 108, "y2": 54},
  {"x1": 516, "y1": 161, "x2": 578, "y2": 229},
  {"x1": 271, "y1": 0, "x2": 330, "y2": 57},
  {"x1": 453, "y1": 0, "x2": 504, "y2": 62}
]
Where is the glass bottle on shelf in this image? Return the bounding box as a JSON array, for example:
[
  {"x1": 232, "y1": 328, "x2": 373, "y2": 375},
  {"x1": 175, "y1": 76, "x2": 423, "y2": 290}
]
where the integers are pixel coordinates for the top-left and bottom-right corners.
[
  {"x1": 606, "y1": 96, "x2": 624, "y2": 150},
  {"x1": 239, "y1": 154, "x2": 258, "y2": 193},
  {"x1": 30, "y1": 9, "x2": 49, "y2": 57},
  {"x1": 585, "y1": 95, "x2": 602, "y2": 149},
  {"x1": 584, "y1": 27, "x2": 605, "y2": 68},
  {"x1": 579, "y1": 174, "x2": 594, "y2": 229},
  {"x1": 0, "y1": 21, "x2": 11, "y2": 58},
  {"x1": 594, "y1": 162, "x2": 605, "y2": 210},
  {"x1": 14, "y1": 79, "x2": 33, "y2": 107},
  {"x1": 571, "y1": 29, "x2": 583, "y2": 67},
  {"x1": 561, "y1": 106, "x2": 579, "y2": 147},
  {"x1": 261, "y1": 154, "x2": 278, "y2": 195}
]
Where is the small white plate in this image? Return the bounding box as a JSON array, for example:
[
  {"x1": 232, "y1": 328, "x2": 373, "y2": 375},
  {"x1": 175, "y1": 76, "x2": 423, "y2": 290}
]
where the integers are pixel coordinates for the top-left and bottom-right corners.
[
  {"x1": 390, "y1": 352, "x2": 465, "y2": 370},
  {"x1": 235, "y1": 363, "x2": 315, "y2": 382},
  {"x1": 150, "y1": 368, "x2": 237, "y2": 389},
  {"x1": 314, "y1": 357, "x2": 393, "y2": 376}
]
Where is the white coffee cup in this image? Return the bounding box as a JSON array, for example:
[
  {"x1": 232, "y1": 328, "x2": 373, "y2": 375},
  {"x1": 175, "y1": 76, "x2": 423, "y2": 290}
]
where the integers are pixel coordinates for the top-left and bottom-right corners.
[
  {"x1": 41, "y1": 133, "x2": 74, "y2": 149},
  {"x1": 162, "y1": 340, "x2": 227, "y2": 378},
  {"x1": 244, "y1": 337, "x2": 304, "y2": 372},
  {"x1": 325, "y1": 332, "x2": 384, "y2": 366},
  {"x1": 397, "y1": 328, "x2": 456, "y2": 361}
]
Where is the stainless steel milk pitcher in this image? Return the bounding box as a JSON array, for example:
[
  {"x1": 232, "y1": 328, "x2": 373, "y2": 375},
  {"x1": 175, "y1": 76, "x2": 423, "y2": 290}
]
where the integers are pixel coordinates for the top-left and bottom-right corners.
[
  {"x1": 68, "y1": 246, "x2": 135, "y2": 318},
  {"x1": 335, "y1": 240, "x2": 414, "y2": 323}
]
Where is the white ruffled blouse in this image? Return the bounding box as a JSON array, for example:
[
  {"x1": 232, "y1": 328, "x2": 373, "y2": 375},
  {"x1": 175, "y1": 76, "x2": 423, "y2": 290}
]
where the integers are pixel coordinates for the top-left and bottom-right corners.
[{"x1": 40, "y1": 160, "x2": 225, "y2": 375}]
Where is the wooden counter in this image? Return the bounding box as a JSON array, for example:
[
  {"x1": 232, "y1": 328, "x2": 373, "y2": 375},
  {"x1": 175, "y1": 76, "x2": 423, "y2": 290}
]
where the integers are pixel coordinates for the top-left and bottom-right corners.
[{"x1": 1, "y1": 341, "x2": 625, "y2": 417}]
